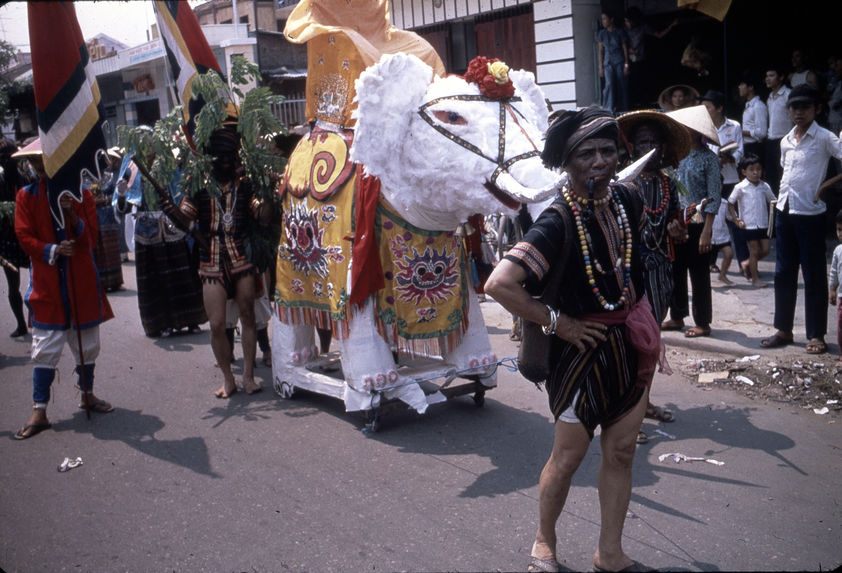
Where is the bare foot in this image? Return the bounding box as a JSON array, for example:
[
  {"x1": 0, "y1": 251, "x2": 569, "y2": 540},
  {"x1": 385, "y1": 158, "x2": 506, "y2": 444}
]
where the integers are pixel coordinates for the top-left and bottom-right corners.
[
  {"x1": 752, "y1": 279, "x2": 767, "y2": 287},
  {"x1": 718, "y1": 274, "x2": 734, "y2": 285},
  {"x1": 660, "y1": 319, "x2": 684, "y2": 331},
  {"x1": 214, "y1": 378, "x2": 238, "y2": 399},
  {"x1": 242, "y1": 378, "x2": 262, "y2": 395}
]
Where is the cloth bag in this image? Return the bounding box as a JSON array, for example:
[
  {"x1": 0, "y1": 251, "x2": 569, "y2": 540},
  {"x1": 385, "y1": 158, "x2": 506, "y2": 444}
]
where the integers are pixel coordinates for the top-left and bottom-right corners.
[{"x1": 517, "y1": 202, "x2": 572, "y2": 383}]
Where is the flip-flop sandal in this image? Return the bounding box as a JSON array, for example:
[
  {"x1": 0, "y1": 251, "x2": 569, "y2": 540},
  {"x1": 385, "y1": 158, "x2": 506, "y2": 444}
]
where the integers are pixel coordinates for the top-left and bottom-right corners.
[
  {"x1": 527, "y1": 555, "x2": 561, "y2": 572},
  {"x1": 760, "y1": 333, "x2": 793, "y2": 348},
  {"x1": 79, "y1": 399, "x2": 114, "y2": 413},
  {"x1": 645, "y1": 406, "x2": 675, "y2": 423},
  {"x1": 806, "y1": 339, "x2": 827, "y2": 354},
  {"x1": 594, "y1": 560, "x2": 656, "y2": 572},
  {"x1": 684, "y1": 327, "x2": 711, "y2": 338},
  {"x1": 636, "y1": 430, "x2": 649, "y2": 444},
  {"x1": 14, "y1": 422, "x2": 52, "y2": 440}
]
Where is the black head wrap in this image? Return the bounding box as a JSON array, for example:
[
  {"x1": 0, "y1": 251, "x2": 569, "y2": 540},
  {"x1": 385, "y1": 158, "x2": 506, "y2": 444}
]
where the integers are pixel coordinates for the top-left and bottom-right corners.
[
  {"x1": 541, "y1": 105, "x2": 619, "y2": 168},
  {"x1": 207, "y1": 121, "x2": 240, "y2": 183},
  {"x1": 208, "y1": 124, "x2": 240, "y2": 155}
]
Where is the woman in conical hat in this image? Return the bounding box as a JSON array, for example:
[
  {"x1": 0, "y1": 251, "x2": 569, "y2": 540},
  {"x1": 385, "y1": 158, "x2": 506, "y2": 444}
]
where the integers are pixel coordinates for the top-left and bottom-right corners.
[
  {"x1": 658, "y1": 84, "x2": 699, "y2": 112},
  {"x1": 660, "y1": 105, "x2": 722, "y2": 338}
]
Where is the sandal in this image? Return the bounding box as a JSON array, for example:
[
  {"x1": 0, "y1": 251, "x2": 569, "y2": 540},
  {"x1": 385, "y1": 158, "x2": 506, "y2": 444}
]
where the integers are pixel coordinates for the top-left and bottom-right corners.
[
  {"x1": 636, "y1": 430, "x2": 649, "y2": 444},
  {"x1": 760, "y1": 333, "x2": 793, "y2": 348},
  {"x1": 684, "y1": 326, "x2": 711, "y2": 338},
  {"x1": 645, "y1": 405, "x2": 675, "y2": 423},
  {"x1": 14, "y1": 422, "x2": 51, "y2": 440},
  {"x1": 527, "y1": 555, "x2": 561, "y2": 573},
  {"x1": 79, "y1": 398, "x2": 114, "y2": 413},
  {"x1": 806, "y1": 338, "x2": 827, "y2": 355}
]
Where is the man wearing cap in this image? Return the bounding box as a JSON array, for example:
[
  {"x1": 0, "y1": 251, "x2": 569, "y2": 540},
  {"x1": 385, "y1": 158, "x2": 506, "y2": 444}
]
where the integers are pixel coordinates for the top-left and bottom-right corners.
[
  {"x1": 761, "y1": 84, "x2": 842, "y2": 355},
  {"x1": 485, "y1": 106, "x2": 663, "y2": 572},
  {"x1": 12, "y1": 140, "x2": 115, "y2": 440}
]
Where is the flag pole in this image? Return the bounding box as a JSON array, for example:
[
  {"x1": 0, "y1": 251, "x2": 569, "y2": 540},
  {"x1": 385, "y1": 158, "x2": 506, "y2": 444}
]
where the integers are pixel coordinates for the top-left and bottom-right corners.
[{"x1": 62, "y1": 211, "x2": 91, "y2": 420}]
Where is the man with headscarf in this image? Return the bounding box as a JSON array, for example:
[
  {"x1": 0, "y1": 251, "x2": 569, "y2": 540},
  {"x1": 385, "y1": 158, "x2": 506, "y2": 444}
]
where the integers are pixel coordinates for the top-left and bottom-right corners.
[{"x1": 485, "y1": 106, "x2": 662, "y2": 573}]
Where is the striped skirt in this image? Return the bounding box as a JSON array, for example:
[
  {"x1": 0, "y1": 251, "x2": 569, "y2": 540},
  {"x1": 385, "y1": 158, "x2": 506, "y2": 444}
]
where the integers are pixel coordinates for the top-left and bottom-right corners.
[
  {"x1": 135, "y1": 211, "x2": 206, "y2": 336},
  {"x1": 546, "y1": 325, "x2": 644, "y2": 437},
  {"x1": 94, "y1": 205, "x2": 123, "y2": 291},
  {"x1": 641, "y1": 249, "x2": 673, "y2": 323}
]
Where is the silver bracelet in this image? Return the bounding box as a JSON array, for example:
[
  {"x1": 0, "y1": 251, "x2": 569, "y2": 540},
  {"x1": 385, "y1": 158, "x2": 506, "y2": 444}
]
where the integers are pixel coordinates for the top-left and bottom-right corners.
[{"x1": 541, "y1": 305, "x2": 559, "y2": 336}]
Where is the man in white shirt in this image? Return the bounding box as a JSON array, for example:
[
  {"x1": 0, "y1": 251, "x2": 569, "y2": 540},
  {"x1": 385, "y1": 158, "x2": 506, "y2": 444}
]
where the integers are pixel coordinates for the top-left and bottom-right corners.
[
  {"x1": 738, "y1": 74, "x2": 768, "y2": 163},
  {"x1": 764, "y1": 66, "x2": 793, "y2": 193},
  {"x1": 761, "y1": 84, "x2": 842, "y2": 355}
]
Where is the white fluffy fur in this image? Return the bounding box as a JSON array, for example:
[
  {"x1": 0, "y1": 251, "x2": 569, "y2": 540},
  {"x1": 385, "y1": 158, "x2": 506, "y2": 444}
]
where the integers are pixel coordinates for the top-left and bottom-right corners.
[{"x1": 351, "y1": 53, "x2": 560, "y2": 230}]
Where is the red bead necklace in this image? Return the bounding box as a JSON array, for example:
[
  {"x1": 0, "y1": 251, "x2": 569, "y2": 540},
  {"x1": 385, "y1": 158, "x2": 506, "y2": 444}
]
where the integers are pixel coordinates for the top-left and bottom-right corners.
[{"x1": 642, "y1": 171, "x2": 671, "y2": 216}]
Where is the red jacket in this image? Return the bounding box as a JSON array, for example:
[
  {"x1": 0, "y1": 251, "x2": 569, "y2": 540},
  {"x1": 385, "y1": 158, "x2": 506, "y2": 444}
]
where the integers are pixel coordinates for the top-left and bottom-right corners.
[{"x1": 15, "y1": 181, "x2": 114, "y2": 330}]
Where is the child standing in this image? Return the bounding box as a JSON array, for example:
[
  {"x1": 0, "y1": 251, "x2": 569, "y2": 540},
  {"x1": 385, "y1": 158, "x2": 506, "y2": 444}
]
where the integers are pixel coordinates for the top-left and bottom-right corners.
[
  {"x1": 828, "y1": 211, "x2": 842, "y2": 359},
  {"x1": 727, "y1": 154, "x2": 776, "y2": 287},
  {"x1": 711, "y1": 201, "x2": 735, "y2": 285}
]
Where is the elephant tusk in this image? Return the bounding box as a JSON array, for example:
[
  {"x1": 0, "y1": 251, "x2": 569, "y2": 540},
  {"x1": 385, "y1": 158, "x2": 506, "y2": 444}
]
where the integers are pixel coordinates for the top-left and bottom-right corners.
[{"x1": 492, "y1": 170, "x2": 565, "y2": 205}]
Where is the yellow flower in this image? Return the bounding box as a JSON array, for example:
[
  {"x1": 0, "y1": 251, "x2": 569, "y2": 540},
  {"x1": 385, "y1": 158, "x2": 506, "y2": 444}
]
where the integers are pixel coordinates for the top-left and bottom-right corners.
[{"x1": 487, "y1": 61, "x2": 510, "y2": 84}]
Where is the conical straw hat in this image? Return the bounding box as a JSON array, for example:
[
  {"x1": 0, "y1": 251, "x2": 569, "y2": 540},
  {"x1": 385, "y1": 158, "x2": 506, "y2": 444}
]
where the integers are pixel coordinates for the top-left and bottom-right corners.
[
  {"x1": 617, "y1": 109, "x2": 692, "y2": 167},
  {"x1": 666, "y1": 105, "x2": 720, "y2": 145},
  {"x1": 658, "y1": 84, "x2": 699, "y2": 111},
  {"x1": 10, "y1": 138, "x2": 42, "y2": 158}
]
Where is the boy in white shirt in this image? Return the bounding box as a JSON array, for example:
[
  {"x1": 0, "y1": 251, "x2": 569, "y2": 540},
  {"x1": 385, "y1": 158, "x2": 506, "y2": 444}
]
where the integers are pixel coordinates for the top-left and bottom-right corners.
[
  {"x1": 727, "y1": 154, "x2": 775, "y2": 287},
  {"x1": 828, "y1": 211, "x2": 842, "y2": 360}
]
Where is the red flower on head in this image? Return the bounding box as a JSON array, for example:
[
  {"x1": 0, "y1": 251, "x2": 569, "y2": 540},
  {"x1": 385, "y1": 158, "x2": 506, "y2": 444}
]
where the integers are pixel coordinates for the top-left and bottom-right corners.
[{"x1": 463, "y1": 56, "x2": 515, "y2": 100}]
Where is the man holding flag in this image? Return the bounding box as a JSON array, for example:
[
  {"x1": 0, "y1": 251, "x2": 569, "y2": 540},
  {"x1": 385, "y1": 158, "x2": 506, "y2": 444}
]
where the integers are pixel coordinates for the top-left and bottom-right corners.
[{"x1": 13, "y1": 1, "x2": 115, "y2": 439}]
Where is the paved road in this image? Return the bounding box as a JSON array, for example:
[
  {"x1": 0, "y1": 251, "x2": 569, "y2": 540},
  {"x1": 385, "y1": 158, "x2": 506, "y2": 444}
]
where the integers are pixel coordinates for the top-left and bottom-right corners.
[{"x1": 0, "y1": 253, "x2": 840, "y2": 572}]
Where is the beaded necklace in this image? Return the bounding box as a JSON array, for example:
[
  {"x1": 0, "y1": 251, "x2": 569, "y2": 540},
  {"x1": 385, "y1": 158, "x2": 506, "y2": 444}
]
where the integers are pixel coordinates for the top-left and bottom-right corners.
[
  {"x1": 215, "y1": 183, "x2": 238, "y2": 234},
  {"x1": 641, "y1": 171, "x2": 671, "y2": 218},
  {"x1": 568, "y1": 188, "x2": 611, "y2": 208},
  {"x1": 563, "y1": 186, "x2": 633, "y2": 311},
  {"x1": 638, "y1": 171, "x2": 671, "y2": 256}
]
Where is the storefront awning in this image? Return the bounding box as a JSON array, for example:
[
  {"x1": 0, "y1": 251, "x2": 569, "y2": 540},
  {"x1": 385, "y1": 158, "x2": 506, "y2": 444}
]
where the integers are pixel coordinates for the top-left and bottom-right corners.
[{"x1": 264, "y1": 67, "x2": 308, "y2": 79}]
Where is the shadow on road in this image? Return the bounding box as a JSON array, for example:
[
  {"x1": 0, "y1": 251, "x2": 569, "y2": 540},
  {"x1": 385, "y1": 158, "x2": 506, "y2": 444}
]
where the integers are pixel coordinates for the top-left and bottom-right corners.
[{"x1": 59, "y1": 408, "x2": 220, "y2": 478}]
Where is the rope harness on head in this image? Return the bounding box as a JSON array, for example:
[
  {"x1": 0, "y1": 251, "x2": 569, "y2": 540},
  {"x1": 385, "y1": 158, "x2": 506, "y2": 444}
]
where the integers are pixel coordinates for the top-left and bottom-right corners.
[{"x1": 417, "y1": 95, "x2": 541, "y2": 187}]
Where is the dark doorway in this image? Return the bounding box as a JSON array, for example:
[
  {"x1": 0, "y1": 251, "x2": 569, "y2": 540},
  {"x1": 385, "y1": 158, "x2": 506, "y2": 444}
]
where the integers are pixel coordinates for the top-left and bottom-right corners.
[{"x1": 135, "y1": 99, "x2": 161, "y2": 127}]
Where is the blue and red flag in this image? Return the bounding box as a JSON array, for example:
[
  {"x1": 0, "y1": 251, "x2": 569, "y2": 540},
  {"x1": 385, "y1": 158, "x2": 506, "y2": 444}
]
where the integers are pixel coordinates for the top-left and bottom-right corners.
[
  {"x1": 153, "y1": 0, "x2": 223, "y2": 139},
  {"x1": 27, "y1": 1, "x2": 108, "y2": 228}
]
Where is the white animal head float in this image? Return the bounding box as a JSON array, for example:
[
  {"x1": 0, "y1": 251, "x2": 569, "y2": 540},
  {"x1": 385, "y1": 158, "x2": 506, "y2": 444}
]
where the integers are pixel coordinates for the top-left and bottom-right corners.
[{"x1": 351, "y1": 53, "x2": 562, "y2": 230}]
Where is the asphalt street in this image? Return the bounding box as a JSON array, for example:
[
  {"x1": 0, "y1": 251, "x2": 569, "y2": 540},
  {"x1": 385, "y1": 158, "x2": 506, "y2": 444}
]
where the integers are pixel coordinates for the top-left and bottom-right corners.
[{"x1": 0, "y1": 252, "x2": 840, "y2": 572}]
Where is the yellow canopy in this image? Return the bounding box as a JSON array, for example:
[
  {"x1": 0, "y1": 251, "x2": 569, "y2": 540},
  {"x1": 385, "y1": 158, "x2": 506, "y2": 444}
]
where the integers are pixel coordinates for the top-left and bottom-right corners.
[{"x1": 677, "y1": 0, "x2": 732, "y2": 22}]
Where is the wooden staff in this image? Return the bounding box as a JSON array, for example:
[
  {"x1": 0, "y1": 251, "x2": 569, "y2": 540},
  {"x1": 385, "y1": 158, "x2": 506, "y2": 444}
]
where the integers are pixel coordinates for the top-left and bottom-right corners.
[{"x1": 0, "y1": 253, "x2": 18, "y2": 273}]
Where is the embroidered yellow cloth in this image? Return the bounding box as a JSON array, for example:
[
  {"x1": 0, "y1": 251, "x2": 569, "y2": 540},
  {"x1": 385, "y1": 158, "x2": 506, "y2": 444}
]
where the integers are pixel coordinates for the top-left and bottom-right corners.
[
  {"x1": 275, "y1": 128, "x2": 355, "y2": 332},
  {"x1": 375, "y1": 202, "x2": 469, "y2": 357}
]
